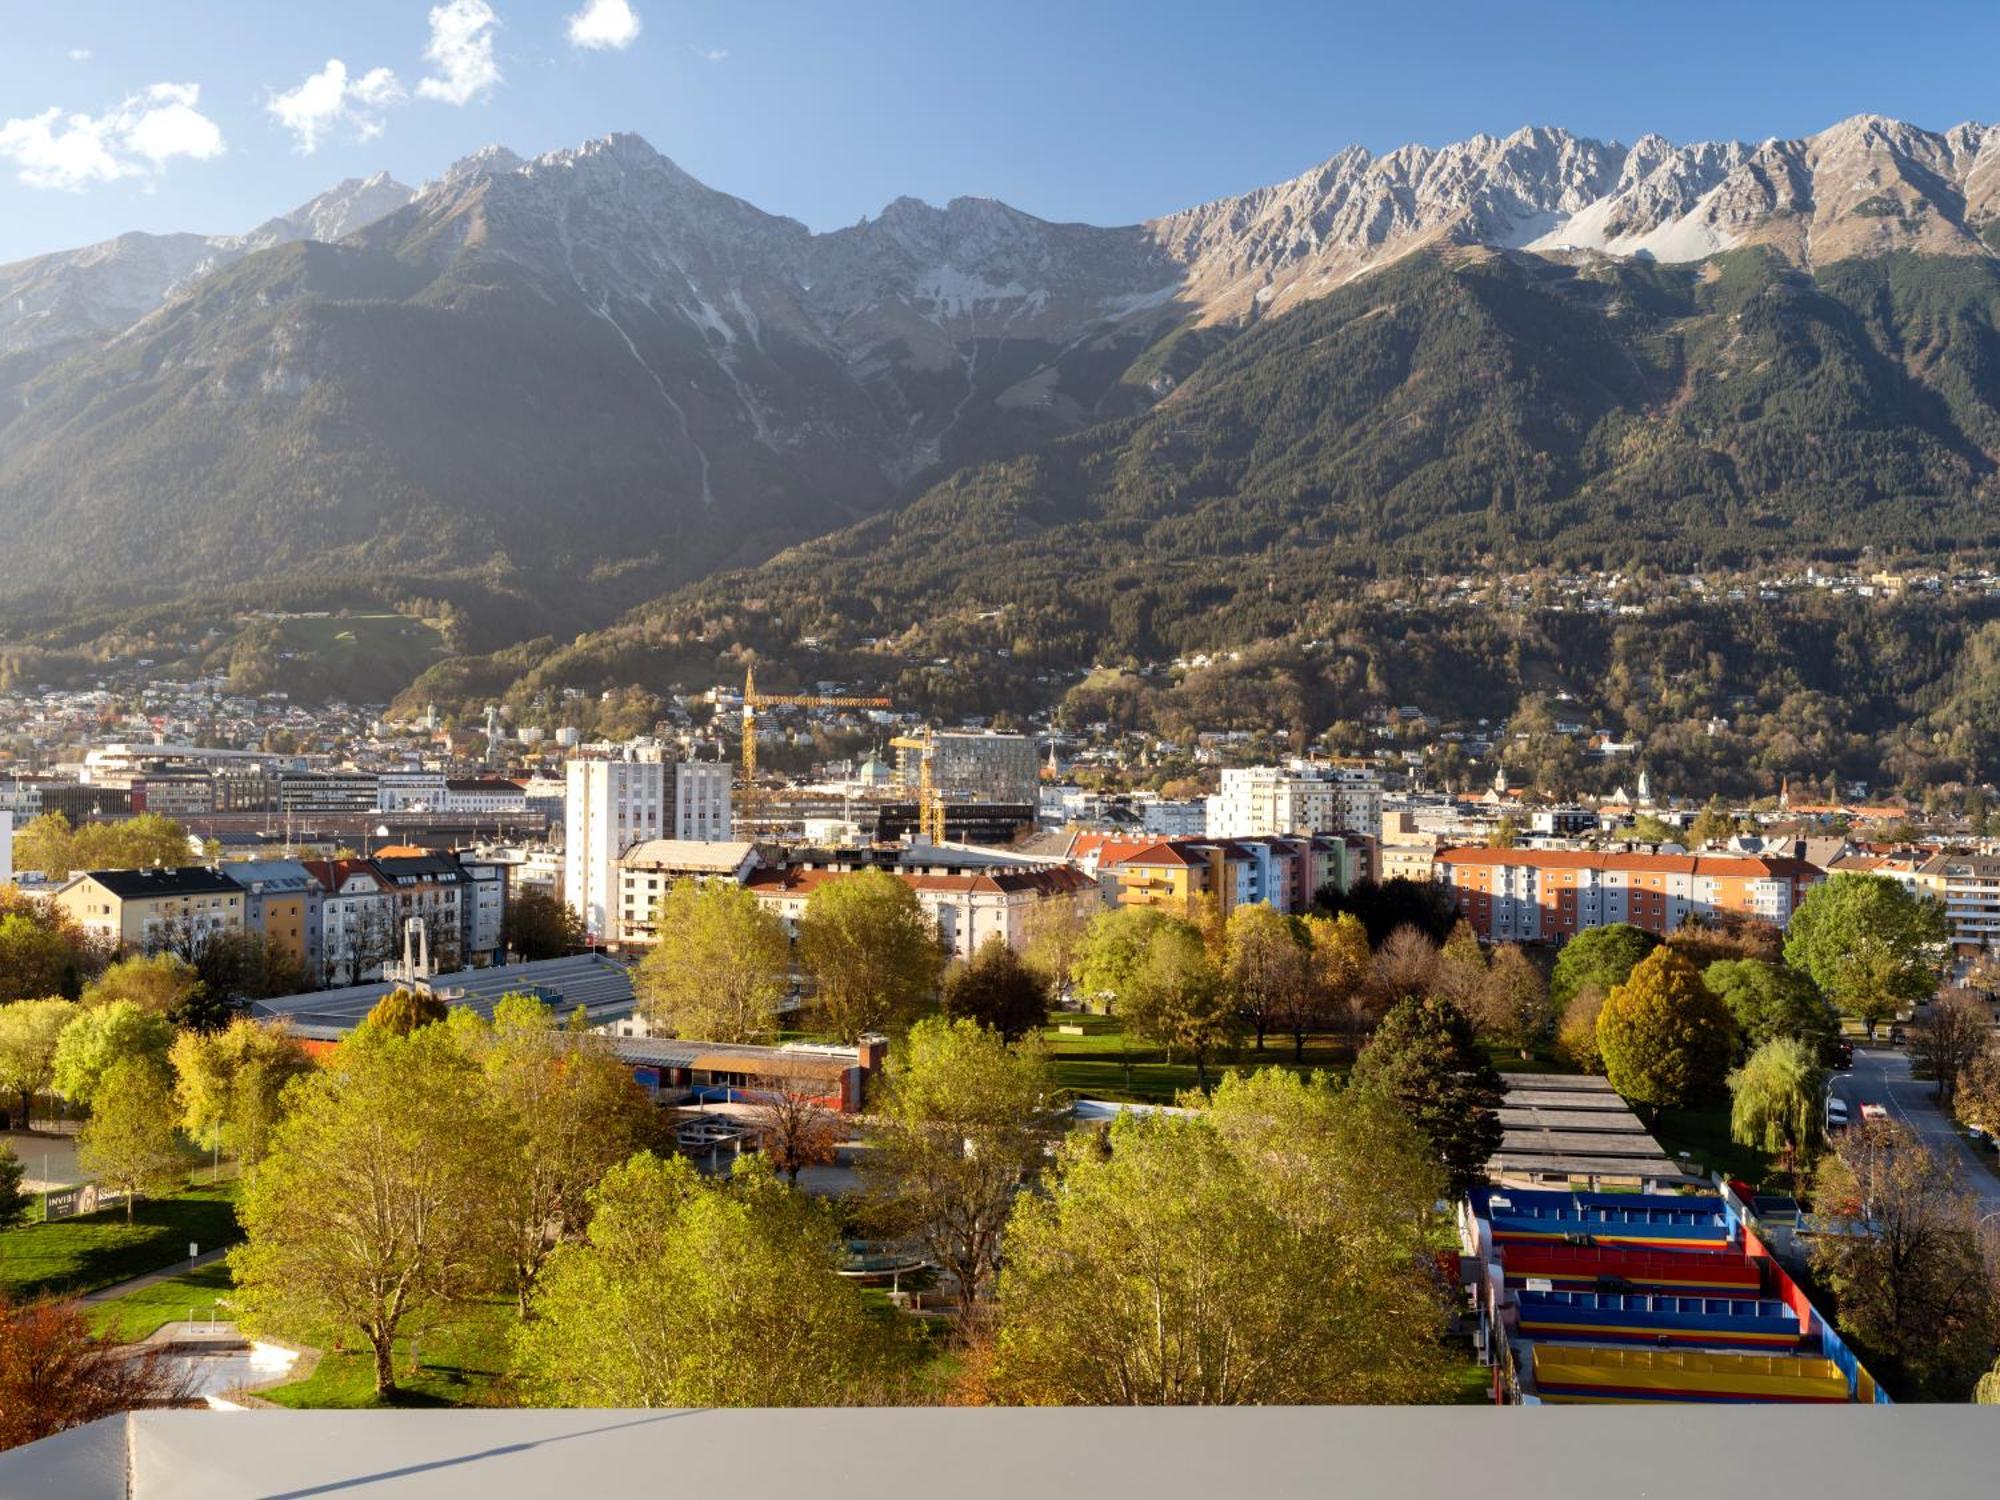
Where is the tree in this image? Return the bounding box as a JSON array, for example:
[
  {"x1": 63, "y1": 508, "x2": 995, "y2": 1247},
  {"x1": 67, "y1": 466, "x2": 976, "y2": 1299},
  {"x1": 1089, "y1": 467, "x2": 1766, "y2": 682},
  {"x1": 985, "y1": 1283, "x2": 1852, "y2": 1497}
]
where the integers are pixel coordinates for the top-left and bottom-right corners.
[
  {"x1": 1351, "y1": 994, "x2": 1504, "y2": 1197},
  {"x1": 1297, "y1": 911, "x2": 1369, "y2": 1057},
  {"x1": 168, "y1": 1018, "x2": 312, "y2": 1170},
  {"x1": 1810, "y1": 1122, "x2": 2000, "y2": 1400},
  {"x1": 1703, "y1": 959, "x2": 1840, "y2": 1059},
  {"x1": 1666, "y1": 912, "x2": 1783, "y2": 966},
  {"x1": 514, "y1": 1152, "x2": 905, "y2": 1406},
  {"x1": 1784, "y1": 874, "x2": 1947, "y2": 1032},
  {"x1": 1911, "y1": 989, "x2": 1991, "y2": 1110},
  {"x1": 1117, "y1": 920, "x2": 1239, "y2": 1089},
  {"x1": 1488, "y1": 815, "x2": 1520, "y2": 849},
  {"x1": 1432, "y1": 920, "x2": 1487, "y2": 1007},
  {"x1": 466, "y1": 995, "x2": 656, "y2": 1314},
  {"x1": 1728, "y1": 1037, "x2": 1827, "y2": 1186},
  {"x1": 990, "y1": 1078, "x2": 1452, "y2": 1405},
  {"x1": 76, "y1": 1058, "x2": 191, "y2": 1223},
  {"x1": 503, "y1": 887, "x2": 586, "y2": 962},
  {"x1": 81, "y1": 953, "x2": 206, "y2": 1028},
  {"x1": 0, "y1": 1144, "x2": 25, "y2": 1230},
  {"x1": 1222, "y1": 903, "x2": 1309, "y2": 1052},
  {"x1": 0, "y1": 887, "x2": 105, "y2": 1000},
  {"x1": 754, "y1": 1073, "x2": 844, "y2": 1187},
  {"x1": 1556, "y1": 985, "x2": 1609, "y2": 1072},
  {"x1": 1314, "y1": 877, "x2": 1459, "y2": 946},
  {"x1": 1688, "y1": 798, "x2": 1739, "y2": 846},
  {"x1": 50, "y1": 1001, "x2": 174, "y2": 1109},
  {"x1": 1369, "y1": 924, "x2": 1441, "y2": 1011},
  {"x1": 797, "y1": 869, "x2": 943, "y2": 1041},
  {"x1": 1074, "y1": 905, "x2": 1175, "y2": 1008},
  {"x1": 1021, "y1": 896, "x2": 1090, "y2": 1001},
  {"x1": 1474, "y1": 945, "x2": 1552, "y2": 1059},
  {"x1": 358, "y1": 986, "x2": 448, "y2": 1038},
  {"x1": 1595, "y1": 948, "x2": 1736, "y2": 1111},
  {"x1": 634, "y1": 881, "x2": 791, "y2": 1044},
  {"x1": 1630, "y1": 814, "x2": 1676, "y2": 844},
  {"x1": 0, "y1": 1296, "x2": 193, "y2": 1452},
  {"x1": 941, "y1": 936, "x2": 1050, "y2": 1042},
  {"x1": 230, "y1": 1024, "x2": 507, "y2": 1394},
  {"x1": 863, "y1": 1017, "x2": 1053, "y2": 1321},
  {"x1": 1550, "y1": 923, "x2": 1658, "y2": 1009},
  {"x1": 1955, "y1": 1039, "x2": 2000, "y2": 1136},
  {"x1": 0, "y1": 999, "x2": 80, "y2": 1129},
  {"x1": 158, "y1": 927, "x2": 302, "y2": 1011}
]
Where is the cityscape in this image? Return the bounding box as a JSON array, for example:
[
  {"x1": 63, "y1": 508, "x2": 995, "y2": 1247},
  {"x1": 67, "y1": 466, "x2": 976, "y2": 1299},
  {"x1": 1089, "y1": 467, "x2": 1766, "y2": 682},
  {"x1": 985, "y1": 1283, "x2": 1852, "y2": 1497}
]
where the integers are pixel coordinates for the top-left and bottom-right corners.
[{"x1": 3, "y1": 1, "x2": 2000, "y2": 1494}]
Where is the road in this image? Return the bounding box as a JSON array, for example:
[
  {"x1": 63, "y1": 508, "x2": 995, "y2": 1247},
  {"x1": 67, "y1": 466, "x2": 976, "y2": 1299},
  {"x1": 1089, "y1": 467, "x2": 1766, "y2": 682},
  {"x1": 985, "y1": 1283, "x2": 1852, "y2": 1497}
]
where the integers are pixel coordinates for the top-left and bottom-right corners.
[{"x1": 1830, "y1": 1046, "x2": 2000, "y2": 1212}]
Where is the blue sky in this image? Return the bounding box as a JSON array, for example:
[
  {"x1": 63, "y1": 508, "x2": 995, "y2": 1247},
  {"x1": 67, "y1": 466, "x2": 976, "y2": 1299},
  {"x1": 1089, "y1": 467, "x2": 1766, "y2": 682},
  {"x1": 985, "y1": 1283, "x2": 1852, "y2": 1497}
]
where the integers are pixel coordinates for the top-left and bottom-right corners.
[{"x1": 1, "y1": 0, "x2": 1996, "y2": 262}]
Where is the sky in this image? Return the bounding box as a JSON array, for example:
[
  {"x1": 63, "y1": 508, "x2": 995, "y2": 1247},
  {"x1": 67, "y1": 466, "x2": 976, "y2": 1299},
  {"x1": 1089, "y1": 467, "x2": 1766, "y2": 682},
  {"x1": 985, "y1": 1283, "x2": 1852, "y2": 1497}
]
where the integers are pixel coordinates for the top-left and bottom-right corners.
[{"x1": 1, "y1": 0, "x2": 1997, "y2": 263}]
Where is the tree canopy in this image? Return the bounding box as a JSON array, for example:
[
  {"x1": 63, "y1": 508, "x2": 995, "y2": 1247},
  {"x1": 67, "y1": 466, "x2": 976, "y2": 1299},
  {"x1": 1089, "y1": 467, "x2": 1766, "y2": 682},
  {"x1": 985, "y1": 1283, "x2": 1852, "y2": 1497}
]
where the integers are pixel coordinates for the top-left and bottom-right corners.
[
  {"x1": 940, "y1": 936, "x2": 1050, "y2": 1042},
  {"x1": 1783, "y1": 874, "x2": 1946, "y2": 1028},
  {"x1": 1596, "y1": 948, "x2": 1736, "y2": 1110},
  {"x1": 635, "y1": 880, "x2": 792, "y2": 1044},
  {"x1": 1350, "y1": 994, "x2": 1504, "y2": 1197},
  {"x1": 797, "y1": 869, "x2": 943, "y2": 1041},
  {"x1": 1550, "y1": 923, "x2": 1658, "y2": 1009}
]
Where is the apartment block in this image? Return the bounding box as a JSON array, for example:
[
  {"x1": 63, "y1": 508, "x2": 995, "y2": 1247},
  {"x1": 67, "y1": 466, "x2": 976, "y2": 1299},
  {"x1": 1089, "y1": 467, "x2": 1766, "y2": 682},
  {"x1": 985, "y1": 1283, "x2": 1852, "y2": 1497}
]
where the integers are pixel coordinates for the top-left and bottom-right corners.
[{"x1": 1436, "y1": 849, "x2": 1824, "y2": 944}]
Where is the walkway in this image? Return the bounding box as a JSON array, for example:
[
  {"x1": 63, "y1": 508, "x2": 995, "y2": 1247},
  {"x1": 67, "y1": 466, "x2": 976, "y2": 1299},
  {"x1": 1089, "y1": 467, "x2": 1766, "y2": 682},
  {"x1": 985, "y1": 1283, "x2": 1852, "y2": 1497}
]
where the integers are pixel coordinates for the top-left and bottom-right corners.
[{"x1": 75, "y1": 1247, "x2": 231, "y2": 1307}]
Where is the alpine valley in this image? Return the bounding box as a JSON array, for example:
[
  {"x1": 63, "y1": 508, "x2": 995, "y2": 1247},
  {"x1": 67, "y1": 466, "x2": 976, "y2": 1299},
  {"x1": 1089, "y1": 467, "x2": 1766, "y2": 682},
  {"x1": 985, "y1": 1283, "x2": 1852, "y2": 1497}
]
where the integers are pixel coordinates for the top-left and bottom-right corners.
[{"x1": 6, "y1": 113, "x2": 2000, "y2": 751}]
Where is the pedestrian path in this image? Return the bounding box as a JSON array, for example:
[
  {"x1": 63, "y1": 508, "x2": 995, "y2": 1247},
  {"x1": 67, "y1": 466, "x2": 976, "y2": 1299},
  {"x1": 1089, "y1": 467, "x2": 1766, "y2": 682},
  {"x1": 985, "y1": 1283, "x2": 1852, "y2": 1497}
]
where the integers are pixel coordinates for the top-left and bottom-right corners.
[{"x1": 76, "y1": 1247, "x2": 231, "y2": 1306}]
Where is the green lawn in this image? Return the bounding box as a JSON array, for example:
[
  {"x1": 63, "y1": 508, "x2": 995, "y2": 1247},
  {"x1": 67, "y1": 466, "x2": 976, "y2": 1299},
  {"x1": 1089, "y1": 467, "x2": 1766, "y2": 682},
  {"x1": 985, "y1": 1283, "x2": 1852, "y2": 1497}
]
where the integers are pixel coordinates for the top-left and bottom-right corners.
[
  {"x1": 0, "y1": 1183, "x2": 241, "y2": 1300},
  {"x1": 83, "y1": 1259, "x2": 235, "y2": 1342},
  {"x1": 1042, "y1": 1013, "x2": 1359, "y2": 1102},
  {"x1": 257, "y1": 1298, "x2": 518, "y2": 1409},
  {"x1": 1651, "y1": 1101, "x2": 1768, "y2": 1188}
]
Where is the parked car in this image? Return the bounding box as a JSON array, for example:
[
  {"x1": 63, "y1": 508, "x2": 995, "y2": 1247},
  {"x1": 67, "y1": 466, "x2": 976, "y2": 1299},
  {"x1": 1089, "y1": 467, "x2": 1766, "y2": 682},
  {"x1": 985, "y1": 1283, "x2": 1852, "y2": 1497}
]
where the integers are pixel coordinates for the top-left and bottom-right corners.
[
  {"x1": 1830, "y1": 1039, "x2": 1854, "y2": 1071},
  {"x1": 1860, "y1": 1102, "x2": 1889, "y2": 1123},
  {"x1": 1825, "y1": 1097, "x2": 1851, "y2": 1132}
]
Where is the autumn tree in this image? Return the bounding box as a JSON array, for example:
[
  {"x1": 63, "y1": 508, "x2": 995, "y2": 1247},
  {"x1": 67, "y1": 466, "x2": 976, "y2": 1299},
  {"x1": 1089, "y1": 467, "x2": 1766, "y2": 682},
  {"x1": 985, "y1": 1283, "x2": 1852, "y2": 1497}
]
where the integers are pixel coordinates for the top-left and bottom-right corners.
[
  {"x1": 1784, "y1": 874, "x2": 1947, "y2": 1033},
  {"x1": 1297, "y1": 910, "x2": 1369, "y2": 1056},
  {"x1": 990, "y1": 1075, "x2": 1451, "y2": 1405},
  {"x1": 1471, "y1": 945, "x2": 1551, "y2": 1059},
  {"x1": 358, "y1": 986, "x2": 448, "y2": 1038},
  {"x1": 503, "y1": 887, "x2": 587, "y2": 962},
  {"x1": 1596, "y1": 948, "x2": 1736, "y2": 1111},
  {"x1": 0, "y1": 999, "x2": 80, "y2": 1129},
  {"x1": 51, "y1": 1001, "x2": 174, "y2": 1109},
  {"x1": 1703, "y1": 959, "x2": 1840, "y2": 1060},
  {"x1": 81, "y1": 953, "x2": 206, "y2": 1028},
  {"x1": 1116, "y1": 920, "x2": 1239, "y2": 1089},
  {"x1": 1728, "y1": 1037, "x2": 1827, "y2": 1186},
  {"x1": 1021, "y1": 896, "x2": 1091, "y2": 1001},
  {"x1": 1910, "y1": 989, "x2": 1990, "y2": 1110},
  {"x1": 753, "y1": 1073, "x2": 844, "y2": 1187},
  {"x1": 1955, "y1": 1039, "x2": 2000, "y2": 1136},
  {"x1": 1222, "y1": 903, "x2": 1309, "y2": 1052},
  {"x1": 169, "y1": 1018, "x2": 313, "y2": 1171},
  {"x1": 76, "y1": 1058, "x2": 191, "y2": 1222},
  {"x1": 1810, "y1": 1122, "x2": 2000, "y2": 1400},
  {"x1": 1432, "y1": 920, "x2": 1487, "y2": 1008},
  {"x1": 635, "y1": 880, "x2": 792, "y2": 1043},
  {"x1": 0, "y1": 888, "x2": 106, "y2": 1000},
  {"x1": 1550, "y1": 923, "x2": 1657, "y2": 1009},
  {"x1": 863, "y1": 1017, "x2": 1054, "y2": 1321},
  {"x1": 0, "y1": 1297, "x2": 193, "y2": 1452},
  {"x1": 1351, "y1": 994, "x2": 1504, "y2": 1197},
  {"x1": 1074, "y1": 905, "x2": 1175, "y2": 1008},
  {"x1": 797, "y1": 869, "x2": 943, "y2": 1041},
  {"x1": 515, "y1": 1153, "x2": 906, "y2": 1406},
  {"x1": 1556, "y1": 984, "x2": 1610, "y2": 1073},
  {"x1": 230, "y1": 1023, "x2": 507, "y2": 1394},
  {"x1": 1369, "y1": 924, "x2": 1441, "y2": 1010}
]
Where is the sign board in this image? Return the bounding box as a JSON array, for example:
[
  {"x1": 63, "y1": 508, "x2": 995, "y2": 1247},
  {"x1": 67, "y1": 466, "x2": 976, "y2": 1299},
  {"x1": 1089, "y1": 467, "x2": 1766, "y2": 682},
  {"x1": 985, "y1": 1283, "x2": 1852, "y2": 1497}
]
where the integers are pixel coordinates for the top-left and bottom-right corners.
[
  {"x1": 42, "y1": 1184, "x2": 126, "y2": 1222},
  {"x1": 1525, "y1": 1277, "x2": 1554, "y2": 1292}
]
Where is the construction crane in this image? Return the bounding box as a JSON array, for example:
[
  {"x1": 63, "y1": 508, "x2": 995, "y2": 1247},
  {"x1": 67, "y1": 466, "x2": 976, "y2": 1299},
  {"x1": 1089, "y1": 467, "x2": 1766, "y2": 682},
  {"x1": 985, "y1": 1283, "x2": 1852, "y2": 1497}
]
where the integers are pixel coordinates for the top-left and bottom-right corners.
[
  {"x1": 889, "y1": 728, "x2": 946, "y2": 845},
  {"x1": 736, "y1": 666, "x2": 892, "y2": 795}
]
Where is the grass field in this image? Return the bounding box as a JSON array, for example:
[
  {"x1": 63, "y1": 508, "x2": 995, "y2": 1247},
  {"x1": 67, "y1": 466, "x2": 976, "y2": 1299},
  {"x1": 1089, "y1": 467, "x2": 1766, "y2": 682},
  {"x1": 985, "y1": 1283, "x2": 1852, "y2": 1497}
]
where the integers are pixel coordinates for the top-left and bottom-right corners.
[
  {"x1": 257, "y1": 1298, "x2": 519, "y2": 1409},
  {"x1": 0, "y1": 1184, "x2": 241, "y2": 1300},
  {"x1": 1651, "y1": 1101, "x2": 1769, "y2": 1187},
  {"x1": 264, "y1": 613, "x2": 447, "y2": 704},
  {"x1": 83, "y1": 1259, "x2": 235, "y2": 1343}
]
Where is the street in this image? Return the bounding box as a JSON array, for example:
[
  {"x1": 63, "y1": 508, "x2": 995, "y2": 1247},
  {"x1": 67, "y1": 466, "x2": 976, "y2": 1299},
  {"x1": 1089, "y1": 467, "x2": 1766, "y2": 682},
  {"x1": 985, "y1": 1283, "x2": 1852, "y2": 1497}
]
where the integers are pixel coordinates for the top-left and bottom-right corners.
[{"x1": 1830, "y1": 1047, "x2": 2000, "y2": 1211}]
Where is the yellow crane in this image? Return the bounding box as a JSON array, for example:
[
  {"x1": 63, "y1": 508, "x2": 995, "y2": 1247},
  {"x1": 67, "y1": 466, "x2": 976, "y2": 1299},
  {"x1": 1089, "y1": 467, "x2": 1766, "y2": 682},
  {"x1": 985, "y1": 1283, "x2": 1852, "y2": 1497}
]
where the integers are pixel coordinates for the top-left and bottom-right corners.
[
  {"x1": 889, "y1": 728, "x2": 947, "y2": 844},
  {"x1": 736, "y1": 666, "x2": 892, "y2": 795}
]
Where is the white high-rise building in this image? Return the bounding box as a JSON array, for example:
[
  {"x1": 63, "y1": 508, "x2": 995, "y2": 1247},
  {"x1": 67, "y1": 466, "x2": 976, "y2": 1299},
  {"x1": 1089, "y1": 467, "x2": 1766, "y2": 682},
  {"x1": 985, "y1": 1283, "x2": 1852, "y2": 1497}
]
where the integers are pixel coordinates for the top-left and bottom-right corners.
[
  {"x1": 565, "y1": 756, "x2": 734, "y2": 941},
  {"x1": 0, "y1": 810, "x2": 12, "y2": 886},
  {"x1": 1206, "y1": 765, "x2": 1382, "y2": 841}
]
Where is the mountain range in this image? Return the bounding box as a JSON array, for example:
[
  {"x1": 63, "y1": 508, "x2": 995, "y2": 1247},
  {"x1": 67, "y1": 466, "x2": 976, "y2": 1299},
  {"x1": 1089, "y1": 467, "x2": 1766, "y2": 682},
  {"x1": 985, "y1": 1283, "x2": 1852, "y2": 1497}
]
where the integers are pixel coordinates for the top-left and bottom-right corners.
[{"x1": 2, "y1": 112, "x2": 1999, "y2": 708}]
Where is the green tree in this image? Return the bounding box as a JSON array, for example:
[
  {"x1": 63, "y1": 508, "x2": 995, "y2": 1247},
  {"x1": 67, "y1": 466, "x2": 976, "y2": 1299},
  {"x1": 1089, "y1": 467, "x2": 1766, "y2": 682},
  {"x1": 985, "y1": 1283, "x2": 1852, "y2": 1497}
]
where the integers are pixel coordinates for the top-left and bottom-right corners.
[
  {"x1": 76, "y1": 1058, "x2": 191, "y2": 1222},
  {"x1": 51, "y1": 1001, "x2": 174, "y2": 1109},
  {"x1": 0, "y1": 1144, "x2": 25, "y2": 1230},
  {"x1": 1117, "y1": 920, "x2": 1239, "y2": 1089},
  {"x1": 990, "y1": 1078, "x2": 1451, "y2": 1405},
  {"x1": 797, "y1": 869, "x2": 943, "y2": 1041},
  {"x1": 1703, "y1": 959, "x2": 1840, "y2": 1059},
  {"x1": 81, "y1": 953, "x2": 206, "y2": 1028},
  {"x1": 358, "y1": 987, "x2": 448, "y2": 1038},
  {"x1": 1728, "y1": 1036, "x2": 1828, "y2": 1186},
  {"x1": 514, "y1": 1152, "x2": 905, "y2": 1406},
  {"x1": 0, "y1": 999, "x2": 81, "y2": 1129},
  {"x1": 1784, "y1": 874, "x2": 1947, "y2": 1032},
  {"x1": 863, "y1": 1017, "x2": 1053, "y2": 1320},
  {"x1": 1222, "y1": 903, "x2": 1309, "y2": 1052},
  {"x1": 230, "y1": 1024, "x2": 507, "y2": 1394},
  {"x1": 1074, "y1": 905, "x2": 1175, "y2": 1008},
  {"x1": 940, "y1": 936, "x2": 1050, "y2": 1042},
  {"x1": 466, "y1": 995, "x2": 656, "y2": 1314},
  {"x1": 1596, "y1": 948, "x2": 1736, "y2": 1111},
  {"x1": 1474, "y1": 944, "x2": 1553, "y2": 1059},
  {"x1": 1556, "y1": 985, "x2": 1609, "y2": 1073},
  {"x1": 1488, "y1": 816, "x2": 1520, "y2": 849},
  {"x1": 11, "y1": 814, "x2": 76, "y2": 879},
  {"x1": 1550, "y1": 923, "x2": 1658, "y2": 1009},
  {"x1": 1629, "y1": 814, "x2": 1676, "y2": 844},
  {"x1": 634, "y1": 881, "x2": 792, "y2": 1044},
  {"x1": 1351, "y1": 995, "x2": 1503, "y2": 1197},
  {"x1": 168, "y1": 1018, "x2": 312, "y2": 1170},
  {"x1": 1688, "y1": 798, "x2": 1739, "y2": 845},
  {"x1": 1810, "y1": 1122, "x2": 2000, "y2": 1401},
  {"x1": 1021, "y1": 896, "x2": 1091, "y2": 1001},
  {"x1": 502, "y1": 887, "x2": 587, "y2": 962}
]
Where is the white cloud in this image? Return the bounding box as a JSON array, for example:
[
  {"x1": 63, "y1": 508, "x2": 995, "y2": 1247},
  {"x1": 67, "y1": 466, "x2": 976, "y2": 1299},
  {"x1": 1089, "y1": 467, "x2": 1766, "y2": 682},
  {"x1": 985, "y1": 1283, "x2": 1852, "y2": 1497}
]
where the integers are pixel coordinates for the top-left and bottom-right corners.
[
  {"x1": 417, "y1": 0, "x2": 501, "y2": 105},
  {"x1": 0, "y1": 83, "x2": 224, "y2": 191},
  {"x1": 68, "y1": 49, "x2": 93, "y2": 62},
  {"x1": 568, "y1": 0, "x2": 641, "y2": 51},
  {"x1": 268, "y1": 59, "x2": 406, "y2": 152},
  {"x1": 692, "y1": 46, "x2": 728, "y2": 63}
]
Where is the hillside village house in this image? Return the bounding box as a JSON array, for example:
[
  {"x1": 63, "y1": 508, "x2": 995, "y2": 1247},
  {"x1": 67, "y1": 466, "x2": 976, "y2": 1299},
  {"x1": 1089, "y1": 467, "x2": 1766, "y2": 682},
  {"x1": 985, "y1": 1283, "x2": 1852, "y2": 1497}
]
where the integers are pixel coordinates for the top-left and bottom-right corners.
[{"x1": 54, "y1": 867, "x2": 246, "y2": 951}]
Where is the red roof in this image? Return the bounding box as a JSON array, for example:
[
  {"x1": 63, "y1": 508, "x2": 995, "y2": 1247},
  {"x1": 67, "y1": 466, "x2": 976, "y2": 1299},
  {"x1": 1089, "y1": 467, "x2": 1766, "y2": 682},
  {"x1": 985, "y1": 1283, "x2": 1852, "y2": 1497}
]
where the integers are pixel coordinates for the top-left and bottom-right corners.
[{"x1": 1437, "y1": 848, "x2": 1821, "y2": 879}]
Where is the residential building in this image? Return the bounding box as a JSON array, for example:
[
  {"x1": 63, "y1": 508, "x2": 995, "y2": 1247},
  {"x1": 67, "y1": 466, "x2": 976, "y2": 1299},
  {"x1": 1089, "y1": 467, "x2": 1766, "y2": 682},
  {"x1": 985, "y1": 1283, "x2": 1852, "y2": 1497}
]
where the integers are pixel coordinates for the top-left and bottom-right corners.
[
  {"x1": 223, "y1": 859, "x2": 322, "y2": 977},
  {"x1": 1435, "y1": 849, "x2": 1824, "y2": 943},
  {"x1": 1206, "y1": 765, "x2": 1383, "y2": 841},
  {"x1": 1922, "y1": 853, "x2": 2000, "y2": 953},
  {"x1": 616, "y1": 839, "x2": 762, "y2": 943},
  {"x1": 457, "y1": 856, "x2": 509, "y2": 966},
  {"x1": 564, "y1": 756, "x2": 669, "y2": 942},
  {"x1": 54, "y1": 867, "x2": 246, "y2": 952},
  {"x1": 670, "y1": 760, "x2": 733, "y2": 842},
  {"x1": 744, "y1": 863, "x2": 1099, "y2": 960},
  {"x1": 371, "y1": 852, "x2": 468, "y2": 969},
  {"x1": 303, "y1": 858, "x2": 395, "y2": 986}
]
